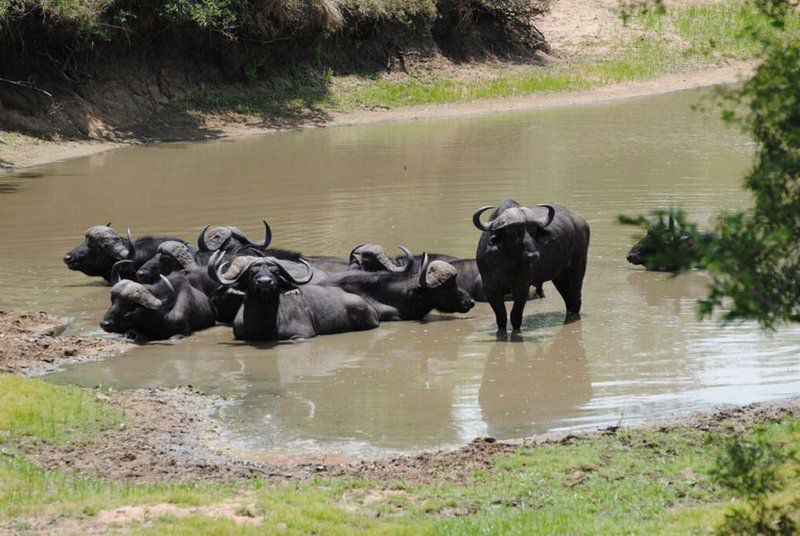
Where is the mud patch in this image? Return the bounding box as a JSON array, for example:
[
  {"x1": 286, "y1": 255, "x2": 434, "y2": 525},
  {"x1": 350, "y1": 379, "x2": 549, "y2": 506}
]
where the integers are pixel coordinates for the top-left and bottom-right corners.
[
  {"x1": 23, "y1": 386, "x2": 319, "y2": 482},
  {"x1": 0, "y1": 310, "x2": 130, "y2": 375}
]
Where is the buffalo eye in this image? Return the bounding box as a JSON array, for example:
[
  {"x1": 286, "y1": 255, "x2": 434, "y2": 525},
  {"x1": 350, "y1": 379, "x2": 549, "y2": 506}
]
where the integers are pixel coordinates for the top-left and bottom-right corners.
[{"x1": 534, "y1": 228, "x2": 551, "y2": 244}]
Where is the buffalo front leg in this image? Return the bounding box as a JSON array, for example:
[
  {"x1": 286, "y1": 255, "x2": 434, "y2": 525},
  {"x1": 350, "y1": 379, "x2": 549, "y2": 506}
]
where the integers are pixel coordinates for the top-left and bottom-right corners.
[
  {"x1": 510, "y1": 289, "x2": 529, "y2": 332},
  {"x1": 488, "y1": 296, "x2": 508, "y2": 333}
]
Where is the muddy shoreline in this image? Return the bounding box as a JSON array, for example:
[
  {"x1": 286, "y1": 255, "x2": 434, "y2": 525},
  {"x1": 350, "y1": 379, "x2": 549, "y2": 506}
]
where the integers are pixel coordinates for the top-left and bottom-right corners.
[
  {"x1": 2, "y1": 309, "x2": 799, "y2": 485},
  {"x1": 0, "y1": 61, "x2": 753, "y2": 175}
]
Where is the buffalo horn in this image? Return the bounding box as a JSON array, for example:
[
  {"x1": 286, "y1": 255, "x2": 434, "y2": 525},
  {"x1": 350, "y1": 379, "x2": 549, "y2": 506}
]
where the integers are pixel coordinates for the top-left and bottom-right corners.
[
  {"x1": 206, "y1": 250, "x2": 224, "y2": 283},
  {"x1": 231, "y1": 220, "x2": 272, "y2": 251},
  {"x1": 197, "y1": 225, "x2": 213, "y2": 252},
  {"x1": 110, "y1": 259, "x2": 133, "y2": 285},
  {"x1": 159, "y1": 275, "x2": 177, "y2": 311},
  {"x1": 273, "y1": 258, "x2": 313, "y2": 286},
  {"x1": 535, "y1": 204, "x2": 557, "y2": 228},
  {"x1": 396, "y1": 246, "x2": 415, "y2": 273},
  {"x1": 126, "y1": 228, "x2": 136, "y2": 261},
  {"x1": 348, "y1": 244, "x2": 366, "y2": 266},
  {"x1": 417, "y1": 253, "x2": 430, "y2": 289},
  {"x1": 472, "y1": 206, "x2": 495, "y2": 232}
]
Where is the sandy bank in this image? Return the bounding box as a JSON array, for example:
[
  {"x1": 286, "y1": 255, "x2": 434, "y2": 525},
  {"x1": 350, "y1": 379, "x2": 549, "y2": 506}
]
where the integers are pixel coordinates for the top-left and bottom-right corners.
[{"x1": 0, "y1": 61, "x2": 753, "y2": 175}]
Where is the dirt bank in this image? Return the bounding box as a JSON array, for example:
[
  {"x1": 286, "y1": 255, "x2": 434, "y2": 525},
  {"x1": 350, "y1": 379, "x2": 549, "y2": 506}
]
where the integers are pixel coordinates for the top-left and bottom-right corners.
[
  {"x1": 0, "y1": 310, "x2": 130, "y2": 375},
  {"x1": 0, "y1": 60, "x2": 753, "y2": 174},
  {"x1": 0, "y1": 0, "x2": 760, "y2": 174},
  {"x1": 12, "y1": 376, "x2": 800, "y2": 486}
]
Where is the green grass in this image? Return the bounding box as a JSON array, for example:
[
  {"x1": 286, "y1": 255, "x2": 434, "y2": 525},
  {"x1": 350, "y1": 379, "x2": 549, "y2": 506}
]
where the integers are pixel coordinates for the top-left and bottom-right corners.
[
  {"x1": 0, "y1": 375, "x2": 120, "y2": 445},
  {"x1": 186, "y1": 1, "x2": 792, "y2": 118},
  {"x1": 639, "y1": 1, "x2": 800, "y2": 60},
  {"x1": 4, "y1": 378, "x2": 800, "y2": 535}
]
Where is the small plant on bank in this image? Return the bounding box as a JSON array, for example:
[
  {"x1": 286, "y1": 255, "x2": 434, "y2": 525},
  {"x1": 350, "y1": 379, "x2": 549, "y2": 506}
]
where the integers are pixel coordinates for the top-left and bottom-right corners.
[{"x1": 711, "y1": 426, "x2": 800, "y2": 535}]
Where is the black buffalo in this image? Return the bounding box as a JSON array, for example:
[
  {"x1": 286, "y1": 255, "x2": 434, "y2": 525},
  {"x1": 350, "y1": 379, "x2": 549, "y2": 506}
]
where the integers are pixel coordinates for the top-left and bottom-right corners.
[
  {"x1": 197, "y1": 221, "x2": 302, "y2": 261},
  {"x1": 473, "y1": 199, "x2": 590, "y2": 331},
  {"x1": 63, "y1": 225, "x2": 184, "y2": 283},
  {"x1": 212, "y1": 255, "x2": 378, "y2": 341},
  {"x1": 320, "y1": 251, "x2": 475, "y2": 321},
  {"x1": 626, "y1": 215, "x2": 710, "y2": 272},
  {"x1": 100, "y1": 273, "x2": 216, "y2": 340}
]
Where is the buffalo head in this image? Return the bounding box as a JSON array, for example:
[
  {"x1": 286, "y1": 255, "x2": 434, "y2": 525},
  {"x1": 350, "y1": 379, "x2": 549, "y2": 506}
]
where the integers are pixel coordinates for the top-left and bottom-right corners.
[
  {"x1": 414, "y1": 254, "x2": 475, "y2": 314},
  {"x1": 198, "y1": 221, "x2": 272, "y2": 254},
  {"x1": 211, "y1": 253, "x2": 313, "y2": 299},
  {"x1": 136, "y1": 241, "x2": 197, "y2": 283},
  {"x1": 349, "y1": 244, "x2": 414, "y2": 272},
  {"x1": 626, "y1": 215, "x2": 696, "y2": 271},
  {"x1": 100, "y1": 275, "x2": 177, "y2": 335},
  {"x1": 63, "y1": 225, "x2": 134, "y2": 280},
  {"x1": 473, "y1": 204, "x2": 556, "y2": 264}
]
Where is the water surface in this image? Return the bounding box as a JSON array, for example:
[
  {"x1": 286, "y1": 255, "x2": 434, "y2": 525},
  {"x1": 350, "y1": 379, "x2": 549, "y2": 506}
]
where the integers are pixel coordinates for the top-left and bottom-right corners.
[{"x1": 1, "y1": 88, "x2": 798, "y2": 459}]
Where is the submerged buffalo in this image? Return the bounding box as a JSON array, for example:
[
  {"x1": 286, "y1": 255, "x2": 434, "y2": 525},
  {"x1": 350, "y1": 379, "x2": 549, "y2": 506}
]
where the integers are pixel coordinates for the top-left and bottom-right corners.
[
  {"x1": 348, "y1": 243, "x2": 543, "y2": 303},
  {"x1": 473, "y1": 199, "x2": 590, "y2": 331},
  {"x1": 626, "y1": 215, "x2": 711, "y2": 272},
  {"x1": 320, "y1": 250, "x2": 475, "y2": 321},
  {"x1": 100, "y1": 273, "x2": 216, "y2": 340},
  {"x1": 197, "y1": 221, "x2": 302, "y2": 261},
  {"x1": 63, "y1": 225, "x2": 184, "y2": 283},
  {"x1": 212, "y1": 255, "x2": 378, "y2": 341}
]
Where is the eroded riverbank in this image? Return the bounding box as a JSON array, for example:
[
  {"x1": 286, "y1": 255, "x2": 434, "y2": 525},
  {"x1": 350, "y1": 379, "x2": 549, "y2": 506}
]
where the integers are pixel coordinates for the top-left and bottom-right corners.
[{"x1": 0, "y1": 61, "x2": 754, "y2": 174}]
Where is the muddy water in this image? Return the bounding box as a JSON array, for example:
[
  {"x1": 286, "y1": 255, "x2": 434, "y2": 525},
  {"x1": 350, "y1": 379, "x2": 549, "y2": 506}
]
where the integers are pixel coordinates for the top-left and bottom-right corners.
[{"x1": 2, "y1": 88, "x2": 800, "y2": 459}]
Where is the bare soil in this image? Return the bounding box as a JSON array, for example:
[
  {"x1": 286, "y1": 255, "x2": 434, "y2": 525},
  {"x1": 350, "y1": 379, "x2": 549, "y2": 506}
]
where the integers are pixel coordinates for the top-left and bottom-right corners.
[
  {"x1": 0, "y1": 0, "x2": 754, "y2": 174},
  {"x1": 0, "y1": 310, "x2": 130, "y2": 375}
]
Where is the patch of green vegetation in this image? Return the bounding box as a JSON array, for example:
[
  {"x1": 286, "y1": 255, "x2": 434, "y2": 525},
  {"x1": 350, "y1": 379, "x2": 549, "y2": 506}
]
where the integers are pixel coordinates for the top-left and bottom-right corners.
[
  {"x1": 0, "y1": 375, "x2": 120, "y2": 445},
  {"x1": 639, "y1": 1, "x2": 800, "y2": 60},
  {"x1": 185, "y1": 2, "x2": 775, "y2": 116},
  {"x1": 4, "y1": 377, "x2": 800, "y2": 535}
]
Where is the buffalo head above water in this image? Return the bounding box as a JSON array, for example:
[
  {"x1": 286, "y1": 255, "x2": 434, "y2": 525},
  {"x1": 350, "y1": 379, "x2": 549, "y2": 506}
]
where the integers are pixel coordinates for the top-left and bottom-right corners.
[
  {"x1": 473, "y1": 203, "x2": 556, "y2": 264},
  {"x1": 63, "y1": 225, "x2": 134, "y2": 280}
]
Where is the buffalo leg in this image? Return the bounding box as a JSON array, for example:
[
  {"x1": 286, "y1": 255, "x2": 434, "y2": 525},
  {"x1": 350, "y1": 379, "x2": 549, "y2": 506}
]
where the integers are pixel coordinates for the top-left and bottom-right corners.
[
  {"x1": 509, "y1": 289, "x2": 529, "y2": 332},
  {"x1": 488, "y1": 296, "x2": 507, "y2": 332},
  {"x1": 553, "y1": 270, "x2": 584, "y2": 315}
]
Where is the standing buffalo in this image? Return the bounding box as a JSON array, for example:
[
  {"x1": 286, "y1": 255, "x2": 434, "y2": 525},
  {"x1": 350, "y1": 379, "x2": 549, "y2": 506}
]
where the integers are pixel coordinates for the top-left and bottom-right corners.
[
  {"x1": 63, "y1": 225, "x2": 185, "y2": 283},
  {"x1": 100, "y1": 273, "x2": 216, "y2": 340},
  {"x1": 320, "y1": 250, "x2": 475, "y2": 321},
  {"x1": 212, "y1": 256, "x2": 378, "y2": 341},
  {"x1": 473, "y1": 199, "x2": 590, "y2": 331}
]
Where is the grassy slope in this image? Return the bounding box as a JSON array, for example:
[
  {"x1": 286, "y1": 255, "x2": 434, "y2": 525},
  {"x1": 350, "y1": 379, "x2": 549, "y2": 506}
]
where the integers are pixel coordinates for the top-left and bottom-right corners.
[
  {"x1": 2, "y1": 375, "x2": 799, "y2": 533},
  {"x1": 185, "y1": 1, "x2": 799, "y2": 119}
]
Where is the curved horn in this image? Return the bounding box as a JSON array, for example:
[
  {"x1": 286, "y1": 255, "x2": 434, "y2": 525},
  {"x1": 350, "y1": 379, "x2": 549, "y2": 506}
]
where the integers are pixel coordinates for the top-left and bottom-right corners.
[
  {"x1": 231, "y1": 220, "x2": 273, "y2": 251},
  {"x1": 158, "y1": 275, "x2": 177, "y2": 311},
  {"x1": 197, "y1": 225, "x2": 213, "y2": 252},
  {"x1": 215, "y1": 260, "x2": 240, "y2": 286},
  {"x1": 110, "y1": 259, "x2": 133, "y2": 285},
  {"x1": 206, "y1": 250, "x2": 224, "y2": 283},
  {"x1": 126, "y1": 228, "x2": 136, "y2": 261},
  {"x1": 348, "y1": 244, "x2": 366, "y2": 265},
  {"x1": 472, "y1": 206, "x2": 495, "y2": 232},
  {"x1": 417, "y1": 253, "x2": 430, "y2": 289},
  {"x1": 254, "y1": 220, "x2": 272, "y2": 249},
  {"x1": 395, "y1": 246, "x2": 415, "y2": 273},
  {"x1": 536, "y1": 204, "x2": 556, "y2": 228},
  {"x1": 106, "y1": 222, "x2": 112, "y2": 227},
  {"x1": 373, "y1": 246, "x2": 404, "y2": 273},
  {"x1": 272, "y1": 259, "x2": 313, "y2": 286}
]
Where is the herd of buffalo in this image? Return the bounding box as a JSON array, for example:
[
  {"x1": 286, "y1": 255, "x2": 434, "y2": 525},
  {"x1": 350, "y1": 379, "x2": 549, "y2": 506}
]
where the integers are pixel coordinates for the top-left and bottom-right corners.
[{"x1": 62, "y1": 198, "x2": 668, "y2": 343}]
